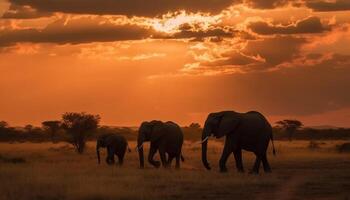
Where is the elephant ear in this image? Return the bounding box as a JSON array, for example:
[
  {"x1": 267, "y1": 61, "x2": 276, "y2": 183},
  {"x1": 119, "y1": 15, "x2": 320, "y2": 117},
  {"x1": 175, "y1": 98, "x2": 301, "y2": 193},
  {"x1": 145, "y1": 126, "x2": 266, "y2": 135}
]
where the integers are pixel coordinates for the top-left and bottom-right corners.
[
  {"x1": 104, "y1": 134, "x2": 116, "y2": 146},
  {"x1": 149, "y1": 120, "x2": 165, "y2": 143},
  {"x1": 216, "y1": 112, "x2": 241, "y2": 138},
  {"x1": 98, "y1": 134, "x2": 110, "y2": 147}
]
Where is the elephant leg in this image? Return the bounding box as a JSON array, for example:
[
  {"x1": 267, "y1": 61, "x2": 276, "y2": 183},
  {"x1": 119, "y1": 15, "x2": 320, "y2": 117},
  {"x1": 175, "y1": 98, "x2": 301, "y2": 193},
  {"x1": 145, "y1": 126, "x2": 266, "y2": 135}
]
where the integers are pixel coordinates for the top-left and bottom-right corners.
[
  {"x1": 106, "y1": 147, "x2": 115, "y2": 165},
  {"x1": 167, "y1": 155, "x2": 175, "y2": 167},
  {"x1": 175, "y1": 155, "x2": 180, "y2": 169},
  {"x1": 261, "y1": 154, "x2": 272, "y2": 173},
  {"x1": 117, "y1": 153, "x2": 124, "y2": 166},
  {"x1": 233, "y1": 149, "x2": 244, "y2": 173},
  {"x1": 117, "y1": 147, "x2": 126, "y2": 166},
  {"x1": 148, "y1": 144, "x2": 160, "y2": 168},
  {"x1": 250, "y1": 154, "x2": 261, "y2": 174},
  {"x1": 219, "y1": 138, "x2": 233, "y2": 173},
  {"x1": 159, "y1": 149, "x2": 168, "y2": 168}
]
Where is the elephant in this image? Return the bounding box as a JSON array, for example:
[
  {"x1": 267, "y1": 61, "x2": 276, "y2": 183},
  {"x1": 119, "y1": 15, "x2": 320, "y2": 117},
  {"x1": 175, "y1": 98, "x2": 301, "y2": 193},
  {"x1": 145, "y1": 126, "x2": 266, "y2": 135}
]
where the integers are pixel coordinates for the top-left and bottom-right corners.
[
  {"x1": 136, "y1": 120, "x2": 184, "y2": 169},
  {"x1": 96, "y1": 134, "x2": 130, "y2": 166},
  {"x1": 201, "y1": 111, "x2": 276, "y2": 174}
]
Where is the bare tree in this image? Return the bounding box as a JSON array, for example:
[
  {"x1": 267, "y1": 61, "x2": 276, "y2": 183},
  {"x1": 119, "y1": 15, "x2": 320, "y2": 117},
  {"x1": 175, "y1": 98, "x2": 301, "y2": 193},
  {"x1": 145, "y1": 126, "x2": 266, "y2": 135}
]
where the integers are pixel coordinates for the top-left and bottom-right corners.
[
  {"x1": 276, "y1": 120, "x2": 303, "y2": 141},
  {"x1": 61, "y1": 112, "x2": 100, "y2": 154}
]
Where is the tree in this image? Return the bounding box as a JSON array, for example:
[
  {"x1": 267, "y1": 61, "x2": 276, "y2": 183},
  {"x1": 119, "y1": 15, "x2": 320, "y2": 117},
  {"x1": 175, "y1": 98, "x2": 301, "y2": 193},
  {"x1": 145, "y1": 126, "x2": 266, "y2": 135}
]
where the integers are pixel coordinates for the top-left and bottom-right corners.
[
  {"x1": 189, "y1": 123, "x2": 201, "y2": 129},
  {"x1": 61, "y1": 112, "x2": 100, "y2": 154},
  {"x1": 24, "y1": 124, "x2": 33, "y2": 132},
  {"x1": 42, "y1": 120, "x2": 62, "y2": 142},
  {"x1": 0, "y1": 121, "x2": 8, "y2": 129},
  {"x1": 276, "y1": 120, "x2": 303, "y2": 141}
]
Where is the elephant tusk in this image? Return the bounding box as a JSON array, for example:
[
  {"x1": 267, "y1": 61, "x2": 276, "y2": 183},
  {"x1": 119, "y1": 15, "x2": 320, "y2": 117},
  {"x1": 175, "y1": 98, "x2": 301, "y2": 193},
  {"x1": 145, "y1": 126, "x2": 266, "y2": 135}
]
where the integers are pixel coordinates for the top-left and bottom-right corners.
[
  {"x1": 135, "y1": 144, "x2": 143, "y2": 151},
  {"x1": 200, "y1": 136, "x2": 209, "y2": 144}
]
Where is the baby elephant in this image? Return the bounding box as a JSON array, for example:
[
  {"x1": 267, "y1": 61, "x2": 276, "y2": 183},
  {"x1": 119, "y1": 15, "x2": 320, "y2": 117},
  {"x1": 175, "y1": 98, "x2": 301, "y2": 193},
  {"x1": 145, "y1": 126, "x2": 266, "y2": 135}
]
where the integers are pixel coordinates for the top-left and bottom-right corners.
[
  {"x1": 96, "y1": 134, "x2": 130, "y2": 166},
  {"x1": 136, "y1": 120, "x2": 184, "y2": 169}
]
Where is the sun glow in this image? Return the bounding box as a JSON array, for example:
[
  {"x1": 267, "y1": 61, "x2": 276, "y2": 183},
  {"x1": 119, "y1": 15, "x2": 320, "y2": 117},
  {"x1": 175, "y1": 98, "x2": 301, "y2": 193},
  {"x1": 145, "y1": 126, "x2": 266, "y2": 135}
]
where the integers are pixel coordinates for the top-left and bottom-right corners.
[{"x1": 151, "y1": 11, "x2": 222, "y2": 33}]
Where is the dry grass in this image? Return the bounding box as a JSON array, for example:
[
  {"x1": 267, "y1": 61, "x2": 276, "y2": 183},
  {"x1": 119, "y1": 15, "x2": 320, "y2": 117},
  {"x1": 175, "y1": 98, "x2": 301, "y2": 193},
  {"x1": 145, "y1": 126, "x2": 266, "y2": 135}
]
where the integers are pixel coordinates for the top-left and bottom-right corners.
[{"x1": 0, "y1": 140, "x2": 349, "y2": 200}]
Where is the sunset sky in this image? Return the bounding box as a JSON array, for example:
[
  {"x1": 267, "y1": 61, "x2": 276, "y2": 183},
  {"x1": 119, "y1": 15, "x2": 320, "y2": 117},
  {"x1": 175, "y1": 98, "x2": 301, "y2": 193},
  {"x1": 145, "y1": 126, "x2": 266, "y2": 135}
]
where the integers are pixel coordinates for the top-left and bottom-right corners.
[{"x1": 1, "y1": 0, "x2": 350, "y2": 127}]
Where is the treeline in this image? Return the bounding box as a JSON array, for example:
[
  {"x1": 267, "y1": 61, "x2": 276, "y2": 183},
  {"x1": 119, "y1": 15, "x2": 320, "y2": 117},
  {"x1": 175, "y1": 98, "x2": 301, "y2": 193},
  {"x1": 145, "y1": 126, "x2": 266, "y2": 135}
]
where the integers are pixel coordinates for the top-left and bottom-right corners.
[
  {"x1": 1, "y1": 122, "x2": 349, "y2": 143},
  {"x1": 0, "y1": 124, "x2": 138, "y2": 143},
  {"x1": 273, "y1": 127, "x2": 350, "y2": 140}
]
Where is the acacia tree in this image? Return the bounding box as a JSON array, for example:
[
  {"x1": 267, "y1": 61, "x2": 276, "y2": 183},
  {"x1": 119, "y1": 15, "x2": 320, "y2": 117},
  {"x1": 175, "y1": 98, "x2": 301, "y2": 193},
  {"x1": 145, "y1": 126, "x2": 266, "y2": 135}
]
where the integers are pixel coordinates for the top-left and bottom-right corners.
[
  {"x1": 61, "y1": 112, "x2": 100, "y2": 154},
  {"x1": 189, "y1": 123, "x2": 201, "y2": 129},
  {"x1": 0, "y1": 121, "x2": 8, "y2": 129},
  {"x1": 24, "y1": 124, "x2": 33, "y2": 132},
  {"x1": 42, "y1": 120, "x2": 62, "y2": 142},
  {"x1": 276, "y1": 120, "x2": 303, "y2": 141}
]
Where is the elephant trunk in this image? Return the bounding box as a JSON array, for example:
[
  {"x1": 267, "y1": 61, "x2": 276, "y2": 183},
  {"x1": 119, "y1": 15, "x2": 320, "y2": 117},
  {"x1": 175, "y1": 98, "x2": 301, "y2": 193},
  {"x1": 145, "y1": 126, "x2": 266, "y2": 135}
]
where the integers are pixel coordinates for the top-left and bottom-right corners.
[
  {"x1": 137, "y1": 137, "x2": 144, "y2": 168},
  {"x1": 201, "y1": 128, "x2": 211, "y2": 170},
  {"x1": 96, "y1": 143, "x2": 101, "y2": 164}
]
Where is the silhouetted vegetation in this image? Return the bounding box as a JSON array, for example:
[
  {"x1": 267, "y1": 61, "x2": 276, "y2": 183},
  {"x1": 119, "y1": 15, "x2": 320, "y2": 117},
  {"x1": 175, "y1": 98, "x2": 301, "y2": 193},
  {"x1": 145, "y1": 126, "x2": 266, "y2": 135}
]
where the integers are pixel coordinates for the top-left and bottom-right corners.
[
  {"x1": 1, "y1": 119, "x2": 350, "y2": 143},
  {"x1": 0, "y1": 121, "x2": 8, "y2": 128},
  {"x1": 61, "y1": 112, "x2": 100, "y2": 154},
  {"x1": 0, "y1": 154, "x2": 26, "y2": 164},
  {"x1": 336, "y1": 142, "x2": 350, "y2": 153},
  {"x1": 275, "y1": 120, "x2": 303, "y2": 141},
  {"x1": 182, "y1": 123, "x2": 202, "y2": 141},
  {"x1": 42, "y1": 120, "x2": 62, "y2": 143},
  {"x1": 273, "y1": 127, "x2": 350, "y2": 140}
]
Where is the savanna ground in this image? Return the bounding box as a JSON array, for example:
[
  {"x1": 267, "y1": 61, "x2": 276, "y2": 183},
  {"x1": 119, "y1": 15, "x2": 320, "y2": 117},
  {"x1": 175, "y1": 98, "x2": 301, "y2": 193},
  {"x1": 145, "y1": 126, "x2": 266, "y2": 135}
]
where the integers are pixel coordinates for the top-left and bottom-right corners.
[{"x1": 0, "y1": 140, "x2": 349, "y2": 200}]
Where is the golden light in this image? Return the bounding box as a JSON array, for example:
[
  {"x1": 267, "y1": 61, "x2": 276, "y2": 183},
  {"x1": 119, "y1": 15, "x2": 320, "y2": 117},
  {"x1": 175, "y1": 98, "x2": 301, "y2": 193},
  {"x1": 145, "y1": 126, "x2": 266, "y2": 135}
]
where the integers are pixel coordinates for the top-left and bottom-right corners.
[{"x1": 150, "y1": 11, "x2": 222, "y2": 33}]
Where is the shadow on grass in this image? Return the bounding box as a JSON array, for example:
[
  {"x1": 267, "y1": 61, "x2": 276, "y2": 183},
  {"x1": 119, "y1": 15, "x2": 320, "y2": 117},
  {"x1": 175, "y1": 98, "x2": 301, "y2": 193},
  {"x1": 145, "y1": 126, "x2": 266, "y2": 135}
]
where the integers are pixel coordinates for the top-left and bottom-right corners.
[{"x1": 0, "y1": 154, "x2": 26, "y2": 164}]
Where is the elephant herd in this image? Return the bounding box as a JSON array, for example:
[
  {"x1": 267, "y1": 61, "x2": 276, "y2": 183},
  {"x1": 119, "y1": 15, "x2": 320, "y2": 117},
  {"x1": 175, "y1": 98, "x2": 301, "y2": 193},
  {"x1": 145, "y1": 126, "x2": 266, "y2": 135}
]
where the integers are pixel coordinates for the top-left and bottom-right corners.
[{"x1": 96, "y1": 110, "x2": 276, "y2": 174}]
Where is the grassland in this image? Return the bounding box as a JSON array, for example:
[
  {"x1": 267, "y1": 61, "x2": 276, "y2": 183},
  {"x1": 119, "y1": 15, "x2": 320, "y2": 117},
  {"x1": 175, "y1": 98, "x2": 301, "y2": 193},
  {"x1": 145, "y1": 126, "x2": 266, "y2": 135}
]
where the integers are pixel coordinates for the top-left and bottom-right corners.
[{"x1": 0, "y1": 140, "x2": 349, "y2": 200}]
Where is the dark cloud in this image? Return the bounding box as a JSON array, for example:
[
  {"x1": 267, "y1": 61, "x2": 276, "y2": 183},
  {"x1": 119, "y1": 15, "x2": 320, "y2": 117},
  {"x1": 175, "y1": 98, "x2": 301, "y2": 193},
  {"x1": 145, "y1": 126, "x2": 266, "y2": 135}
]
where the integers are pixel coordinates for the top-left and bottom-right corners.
[
  {"x1": 306, "y1": 0, "x2": 350, "y2": 12},
  {"x1": 2, "y1": 4, "x2": 51, "y2": 19},
  {"x1": 190, "y1": 36, "x2": 307, "y2": 73},
  {"x1": 4, "y1": 0, "x2": 349, "y2": 20},
  {"x1": 203, "y1": 52, "x2": 261, "y2": 66},
  {"x1": 159, "y1": 23, "x2": 235, "y2": 40},
  {"x1": 244, "y1": 0, "x2": 293, "y2": 9},
  {"x1": 243, "y1": 36, "x2": 306, "y2": 69},
  {"x1": 0, "y1": 18, "x2": 155, "y2": 46},
  {"x1": 0, "y1": 17, "x2": 239, "y2": 47},
  {"x1": 5, "y1": 0, "x2": 236, "y2": 18},
  {"x1": 248, "y1": 17, "x2": 330, "y2": 35}
]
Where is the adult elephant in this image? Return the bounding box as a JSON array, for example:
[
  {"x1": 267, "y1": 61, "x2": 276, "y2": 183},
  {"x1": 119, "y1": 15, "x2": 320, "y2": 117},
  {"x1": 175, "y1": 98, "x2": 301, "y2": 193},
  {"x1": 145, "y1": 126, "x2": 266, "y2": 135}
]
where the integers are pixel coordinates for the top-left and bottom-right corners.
[
  {"x1": 96, "y1": 134, "x2": 130, "y2": 166},
  {"x1": 201, "y1": 111, "x2": 276, "y2": 174},
  {"x1": 136, "y1": 120, "x2": 184, "y2": 169}
]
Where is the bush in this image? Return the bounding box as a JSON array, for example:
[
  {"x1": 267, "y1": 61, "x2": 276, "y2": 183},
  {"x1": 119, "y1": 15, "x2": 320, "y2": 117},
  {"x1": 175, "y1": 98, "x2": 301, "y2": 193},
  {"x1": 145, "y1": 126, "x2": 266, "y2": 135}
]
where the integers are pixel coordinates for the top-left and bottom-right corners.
[
  {"x1": 336, "y1": 142, "x2": 350, "y2": 153},
  {"x1": 308, "y1": 141, "x2": 321, "y2": 149},
  {"x1": 0, "y1": 154, "x2": 26, "y2": 164}
]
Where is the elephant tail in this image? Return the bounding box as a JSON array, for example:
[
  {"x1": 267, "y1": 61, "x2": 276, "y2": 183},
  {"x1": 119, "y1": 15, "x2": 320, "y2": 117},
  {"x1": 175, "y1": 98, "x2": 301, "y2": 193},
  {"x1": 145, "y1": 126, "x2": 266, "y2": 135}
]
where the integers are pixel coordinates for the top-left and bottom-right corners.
[
  {"x1": 271, "y1": 133, "x2": 276, "y2": 156},
  {"x1": 181, "y1": 154, "x2": 185, "y2": 162}
]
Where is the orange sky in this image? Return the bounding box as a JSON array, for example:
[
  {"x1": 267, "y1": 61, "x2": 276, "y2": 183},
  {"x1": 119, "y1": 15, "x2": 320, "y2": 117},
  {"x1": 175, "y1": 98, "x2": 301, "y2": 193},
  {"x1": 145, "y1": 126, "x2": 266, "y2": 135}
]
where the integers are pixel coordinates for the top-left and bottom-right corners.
[{"x1": 1, "y1": 0, "x2": 350, "y2": 127}]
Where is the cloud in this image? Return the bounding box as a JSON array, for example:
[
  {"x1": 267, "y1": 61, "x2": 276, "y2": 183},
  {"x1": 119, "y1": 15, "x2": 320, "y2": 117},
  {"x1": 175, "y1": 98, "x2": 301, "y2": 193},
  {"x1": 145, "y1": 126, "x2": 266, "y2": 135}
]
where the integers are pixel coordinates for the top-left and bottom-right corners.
[
  {"x1": 0, "y1": 16, "x2": 241, "y2": 47},
  {"x1": 2, "y1": 4, "x2": 51, "y2": 19},
  {"x1": 202, "y1": 52, "x2": 262, "y2": 66},
  {"x1": 306, "y1": 0, "x2": 350, "y2": 12},
  {"x1": 0, "y1": 18, "x2": 155, "y2": 47},
  {"x1": 5, "y1": 0, "x2": 236, "y2": 18},
  {"x1": 248, "y1": 16, "x2": 330, "y2": 35},
  {"x1": 187, "y1": 35, "x2": 307, "y2": 74},
  {"x1": 157, "y1": 23, "x2": 236, "y2": 40},
  {"x1": 244, "y1": 0, "x2": 292, "y2": 9}
]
